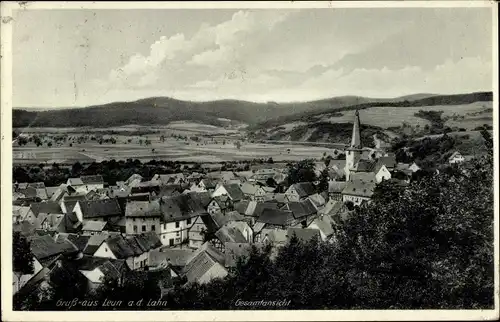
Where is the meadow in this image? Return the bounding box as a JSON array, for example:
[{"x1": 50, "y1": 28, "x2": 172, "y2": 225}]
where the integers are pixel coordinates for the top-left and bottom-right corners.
[
  {"x1": 319, "y1": 102, "x2": 492, "y2": 129},
  {"x1": 12, "y1": 128, "x2": 333, "y2": 164}
]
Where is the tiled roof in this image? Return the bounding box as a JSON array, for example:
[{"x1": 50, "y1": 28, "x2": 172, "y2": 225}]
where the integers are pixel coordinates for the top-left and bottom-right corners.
[
  {"x1": 328, "y1": 181, "x2": 346, "y2": 193},
  {"x1": 224, "y1": 242, "x2": 264, "y2": 268},
  {"x1": 377, "y1": 156, "x2": 397, "y2": 169},
  {"x1": 283, "y1": 199, "x2": 317, "y2": 219},
  {"x1": 80, "y1": 175, "x2": 104, "y2": 185},
  {"x1": 257, "y1": 208, "x2": 294, "y2": 226},
  {"x1": 104, "y1": 232, "x2": 162, "y2": 259},
  {"x1": 125, "y1": 200, "x2": 161, "y2": 218},
  {"x1": 342, "y1": 180, "x2": 376, "y2": 198},
  {"x1": 30, "y1": 235, "x2": 77, "y2": 261},
  {"x1": 261, "y1": 228, "x2": 288, "y2": 244},
  {"x1": 82, "y1": 220, "x2": 108, "y2": 232},
  {"x1": 287, "y1": 228, "x2": 321, "y2": 243},
  {"x1": 68, "y1": 178, "x2": 84, "y2": 186},
  {"x1": 354, "y1": 159, "x2": 377, "y2": 172},
  {"x1": 290, "y1": 182, "x2": 316, "y2": 198},
  {"x1": 78, "y1": 199, "x2": 122, "y2": 219},
  {"x1": 29, "y1": 202, "x2": 63, "y2": 217},
  {"x1": 215, "y1": 226, "x2": 247, "y2": 243},
  {"x1": 182, "y1": 242, "x2": 226, "y2": 284},
  {"x1": 310, "y1": 215, "x2": 334, "y2": 237},
  {"x1": 149, "y1": 248, "x2": 196, "y2": 267},
  {"x1": 160, "y1": 192, "x2": 211, "y2": 223},
  {"x1": 222, "y1": 184, "x2": 245, "y2": 201}
]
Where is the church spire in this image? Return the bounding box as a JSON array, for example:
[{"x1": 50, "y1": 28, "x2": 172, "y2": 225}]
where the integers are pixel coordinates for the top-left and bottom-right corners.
[{"x1": 350, "y1": 110, "x2": 362, "y2": 148}]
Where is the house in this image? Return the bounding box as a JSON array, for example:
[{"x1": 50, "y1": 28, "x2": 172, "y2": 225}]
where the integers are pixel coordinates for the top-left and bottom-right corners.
[
  {"x1": 211, "y1": 183, "x2": 245, "y2": 202},
  {"x1": 125, "y1": 174, "x2": 144, "y2": 188},
  {"x1": 206, "y1": 171, "x2": 236, "y2": 184},
  {"x1": 342, "y1": 173, "x2": 377, "y2": 206},
  {"x1": 307, "y1": 193, "x2": 326, "y2": 210},
  {"x1": 212, "y1": 225, "x2": 248, "y2": 252},
  {"x1": 152, "y1": 173, "x2": 186, "y2": 185},
  {"x1": 449, "y1": 151, "x2": 465, "y2": 164},
  {"x1": 181, "y1": 242, "x2": 227, "y2": 285},
  {"x1": 73, "y1": 199, "x2": 122, "y2": 224},
  {"x1": 125, "y1": 200, "x2": 161, "y2": 235},
  {"x1": 374, "y1": 164, "x2": 392, "y2": 183},
  {"x1": 281, "y1": 199, "x2": 317, "y2": 226},
  {"x1": 30, "y1": 235, "x2": 80, "y2": 268},
  {"x1": 39, "y1": 213, "x2": 66, "y2": 232},
  {"x1": 223, "y1": 221, "x2": 253, "y2": 243},
  {"x1": 189, "y1": 178, "x2": 218, "y2": 193},
  {"x1": 207, "y1": 195, "x2": 232, "y2": 215},
  {"x1": 259, "y1": 228, "x2": 288, "y2": 245},
  {"x1": 159, "y1": 192, "x2": 211, "y2": 247},
  {"x1": 328, "y1": 181, "x2": 346, "y2": 201},
  {"x1": 60, "y1": 194, "x2": 87, "y2": 214},
  {"x1": 284, "y1": 182, "x2": 316, "y2": 202},
  {"x1": 224, "y1": 242, "x2": 264, "y2": 270},
  {"x1": 54, "y1": 233, "x2": 91, "y2": 253},
  {"x1": 240, "y1": 182, "x2": 267, "y2": 201},
  {"x1": 187, "y1": 215, "x2": 210, "y2": 249},
  {"x1": 13, "y1": 205, "x2": 30, "y2": 224},
  {"x1": 74, "y1": 255, "x2": 129, "y2": 292},
  {"x1": 377, "y1": 155, "x2": 397, "y2": 171},
  {"x1": 256, "y1": 208, "x2": 296, "y2": 230},
  {"x1": 80, "y1": 175, "x2": 105, "y2": 191},
  {"x1": 93, "y1": 232, "x2": 162, "y2": 270},
  {"x1": 66, "y1": 178, "x2": 86, "y2": 193},
  {"x1": 307, "y1": 214, "x2": 335, "y2": 242},
  {"x1": 25, "y1": 202, "x2": 63, "y2": 227},
  {"x1": 81, "y1": 220, "x2": 110, "y2": 236},
  {"x1": 286, "y1": 227, "x2": 321, "y2": 243},
  {"x1": 148, "y1": 248, "x2": 196, "y2": 276},
  {"x1": 82, "y1": 232, "x2": 121, "y2": 256}
]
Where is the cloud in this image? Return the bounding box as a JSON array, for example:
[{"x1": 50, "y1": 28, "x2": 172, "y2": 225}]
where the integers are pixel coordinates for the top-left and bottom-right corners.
[{"x1": 108, "y1": 10, "x2": 295, "y2": 89}]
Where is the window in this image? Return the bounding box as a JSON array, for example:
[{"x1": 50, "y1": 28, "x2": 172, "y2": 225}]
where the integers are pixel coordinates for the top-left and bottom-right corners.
[
  {"x1": 175, "y1": 238, "x2": 181, "y2": 242},
  {"x1": 163, "y1": 223, "x2": 166, "y2": 229},
  {"x1": 151, "y1": 225, "x2": 155, "y2": 231},
  {"x1": 176, "y1": 231, "x2": 180, "y2": 236},
  {"x1": 175, "y1": 222, "x2": 180, "y2": 228},
  {"x1": 104, "y1": 247, "x2": 107, "y2": 252},
  {"x1": 187, "y1": 218, "x2": 191, "y2": 225},
  {"x1": 162, "y1": 235, "x2": 165, "y2": 239},
  {"x1": 133, "y1": 225, "x2": 137, "y2": 233},
  {"x1": 133, "y1": 218, "x2": 136, "y2": 222},
  {"x1": 142, "y1": 225, "x2": 146, "y2": 232}
]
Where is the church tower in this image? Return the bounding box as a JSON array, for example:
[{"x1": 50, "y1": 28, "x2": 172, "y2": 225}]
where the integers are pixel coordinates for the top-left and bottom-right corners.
[{"x1": 344, "y1": 110, "x2": 363, "y2": 181}]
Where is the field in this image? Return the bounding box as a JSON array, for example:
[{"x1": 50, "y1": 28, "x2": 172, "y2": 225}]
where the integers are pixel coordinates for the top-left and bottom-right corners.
[
  {"x1": 13, "y1": 127, "x2": 334, "y2": 164},
  {"x1": 318, "y1": 102, "x2": 492, "y2": 129}
]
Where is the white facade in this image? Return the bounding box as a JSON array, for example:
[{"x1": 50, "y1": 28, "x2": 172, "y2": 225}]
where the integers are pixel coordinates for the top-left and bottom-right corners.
[
  {"x1": 375, "y1": 165, "x2": 391, "y2": 183},
  {"x1": 284, "y1": 186, "x2": 301, "y2": 202},
  {"x1": 188, "y1": 216, "x2": 206, "y2": 249},
  {"x1": 94, "y1": 241, "x2": 149, "y2": 270},
  {"x1": 344, "y1": 149, "x2": 362, "y2": 182},
  {"x1": 342, "y1": 194, "x2": 371, "y2": 206},
  {"x1": 125, "y1": 216, "x2": 161, "y2": 235},
  {"x1": 13, "y1": 257, "x2": 43, "y2": 295},
  {"x1": 159, "y1": 216, "x2": 197, "y2": 247},
  {"x1": 198, "y1": 262, "x2": 228, "y2": 284},
  {"x1": 211, "y1": 185, "x2": 229, "y2": 198}
]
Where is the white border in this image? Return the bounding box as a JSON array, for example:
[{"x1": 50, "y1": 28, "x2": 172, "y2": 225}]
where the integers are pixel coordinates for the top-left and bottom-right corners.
[{"x1": 1, "y1": 1, "x2": 498, "y2": 321}]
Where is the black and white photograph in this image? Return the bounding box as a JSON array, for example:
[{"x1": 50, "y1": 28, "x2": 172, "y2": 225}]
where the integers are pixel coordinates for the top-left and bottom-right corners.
[{"x1": 1, "y1": 1, "x2": 498, "y2": 321}]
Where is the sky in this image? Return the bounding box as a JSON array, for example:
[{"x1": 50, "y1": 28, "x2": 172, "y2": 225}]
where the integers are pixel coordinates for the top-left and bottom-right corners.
[{"x1": 12, "y1": 7, "x2": 493, "y2": 108}]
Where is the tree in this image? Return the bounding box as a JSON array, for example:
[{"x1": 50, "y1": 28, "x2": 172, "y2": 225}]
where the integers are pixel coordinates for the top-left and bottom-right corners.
[
  {"x1": 317, "y1": 168, "x2": 329, "y2": 192},
  {"x1": 267, "y1": 157, "x2": 274, "y2": 164},
  {"x1": 287, "y1": 159, "x2": 317, "y2": 184},
  {"x1": 234, "y1": 141, "x2": 241, "y2": 149},
  {"x1": 13, "y1": 231, "x2": 34, "y2": 276},
  {"x1": 47, "y1": 141, "x2": 53, "y2": 147}
]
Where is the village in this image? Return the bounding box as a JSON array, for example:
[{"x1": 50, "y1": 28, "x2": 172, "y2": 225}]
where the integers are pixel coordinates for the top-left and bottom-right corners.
[{"x1": 12, "y1": 110, "x2": 476, "y2": 305}]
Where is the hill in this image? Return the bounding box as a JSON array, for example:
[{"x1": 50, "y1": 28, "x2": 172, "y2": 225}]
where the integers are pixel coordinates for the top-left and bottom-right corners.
[{"x1": 13, "y1": 92, "x2": 492, "y2": 130}]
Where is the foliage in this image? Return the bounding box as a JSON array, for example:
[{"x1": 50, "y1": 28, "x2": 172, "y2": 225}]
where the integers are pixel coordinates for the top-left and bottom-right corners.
[
  {"x1": 287, "y1": 159, "x2": 317, "y2": 185},
  {"x1": 13, "y1": 231, "x2": 34, "y2": 275},
  {"x1": 317, "y1": 169, "x2": 329, "y2": 192}
]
